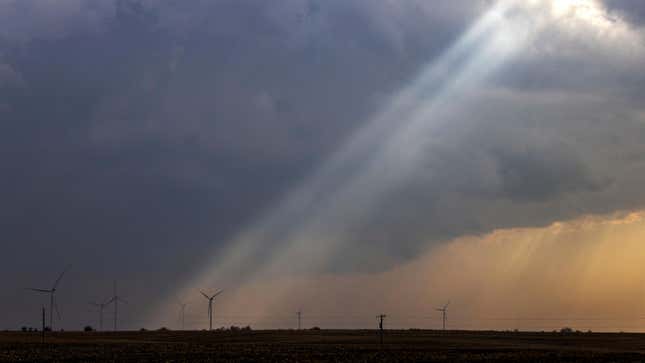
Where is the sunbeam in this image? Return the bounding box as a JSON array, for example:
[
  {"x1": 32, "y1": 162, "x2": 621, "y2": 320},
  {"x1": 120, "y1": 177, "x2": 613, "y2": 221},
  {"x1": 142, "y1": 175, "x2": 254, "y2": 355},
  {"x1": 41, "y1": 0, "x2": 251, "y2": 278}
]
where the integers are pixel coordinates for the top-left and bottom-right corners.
[{"x1": 146, "y1": 0, "x2": 635, "y2": 326}]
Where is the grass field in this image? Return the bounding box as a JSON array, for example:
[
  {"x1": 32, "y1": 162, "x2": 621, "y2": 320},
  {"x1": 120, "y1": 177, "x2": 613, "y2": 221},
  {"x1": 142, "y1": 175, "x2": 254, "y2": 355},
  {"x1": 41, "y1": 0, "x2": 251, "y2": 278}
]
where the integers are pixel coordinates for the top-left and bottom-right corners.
[{"x1": 2, "y1": 329, "x2": 645, "y2": 362}]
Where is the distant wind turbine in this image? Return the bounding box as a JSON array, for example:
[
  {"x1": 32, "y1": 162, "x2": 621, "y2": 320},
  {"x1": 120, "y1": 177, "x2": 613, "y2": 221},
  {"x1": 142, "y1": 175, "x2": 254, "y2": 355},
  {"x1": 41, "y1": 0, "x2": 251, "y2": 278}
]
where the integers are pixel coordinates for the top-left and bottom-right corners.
[
  {"x1": 178, "y1": 300, "x2": 187, "y2": 330},
  {"x1": 111, "y1": 281, "x2": 127, "y2": 331},
  {"x1": 377, "y1": 314, "x2": 387, "y2": 345},
  {"x1": 436, "y1": 302, "x2": 450, "y2": 331},
  {"x1": 27, "y1": 265, "x2": 71, "y2": 330},
  {"x1": 200, "y1": 290, "x2": 223, "y2": 331},
  {"x1": 89, "y1": 298, "x2": 113, "y2": 331}
]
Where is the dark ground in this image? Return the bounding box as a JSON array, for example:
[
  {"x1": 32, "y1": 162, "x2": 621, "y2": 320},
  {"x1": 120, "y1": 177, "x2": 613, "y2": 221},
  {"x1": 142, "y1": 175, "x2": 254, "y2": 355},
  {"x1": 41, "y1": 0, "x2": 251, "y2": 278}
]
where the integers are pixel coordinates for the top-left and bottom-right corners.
[{"x1": 2, "y1": 329, "x2": 645, "y2": 362}]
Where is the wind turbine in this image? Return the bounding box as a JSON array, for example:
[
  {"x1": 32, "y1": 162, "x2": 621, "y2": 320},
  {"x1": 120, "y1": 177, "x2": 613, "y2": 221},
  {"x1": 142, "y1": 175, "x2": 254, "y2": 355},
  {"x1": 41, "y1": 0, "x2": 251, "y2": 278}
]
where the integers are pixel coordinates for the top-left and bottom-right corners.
[
  {"x1": 89, "y1": 298, "x2": 113, "y2": 331},
  {"x1": 377, "y1": 314, "x2": 387, "y2": 345},
  {"x1": 111, "y1": 281, "x2": 127, "y2": 331},
  {"x1": 178, "y1": 300, "x2": 187, "y2": 330},
  {"x1": 27, "y1": 265, "x2": 70, "y2": 330},
  {"x1": 200, "y1": 290, "x2": 223, "y2": 331},
  {"x1": 436, "y1": 302, "x2": 450, "y2": 331}
]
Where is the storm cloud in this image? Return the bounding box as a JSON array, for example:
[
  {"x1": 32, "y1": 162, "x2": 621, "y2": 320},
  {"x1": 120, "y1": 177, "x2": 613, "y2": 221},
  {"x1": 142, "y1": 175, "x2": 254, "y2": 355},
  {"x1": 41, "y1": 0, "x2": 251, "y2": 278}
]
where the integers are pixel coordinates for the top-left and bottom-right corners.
[
  {"x1": 602, "y1": 0, "x2": 645, "y2": 25},
  {"x1": 1, "y1": 0, "x2": 644, "y2": 330}
]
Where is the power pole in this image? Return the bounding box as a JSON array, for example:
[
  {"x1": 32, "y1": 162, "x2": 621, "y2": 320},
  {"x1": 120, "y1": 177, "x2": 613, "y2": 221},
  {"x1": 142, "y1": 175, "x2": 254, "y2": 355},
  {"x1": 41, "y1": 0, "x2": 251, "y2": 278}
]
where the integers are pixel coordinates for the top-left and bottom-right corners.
[
  {"x1": 377, "y1": 314, "x2": 387, "y2": 346},
  {"x1": 297, "y1": 311, "x2": 302, "y2": 330}
]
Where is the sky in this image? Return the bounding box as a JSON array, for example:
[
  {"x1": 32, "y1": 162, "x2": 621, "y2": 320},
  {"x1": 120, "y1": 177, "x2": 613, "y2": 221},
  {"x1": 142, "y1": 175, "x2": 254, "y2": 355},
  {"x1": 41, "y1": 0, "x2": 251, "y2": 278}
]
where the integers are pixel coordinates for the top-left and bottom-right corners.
[{"x1": 1, "y1": 0, "x2": 645, "y2": 332}]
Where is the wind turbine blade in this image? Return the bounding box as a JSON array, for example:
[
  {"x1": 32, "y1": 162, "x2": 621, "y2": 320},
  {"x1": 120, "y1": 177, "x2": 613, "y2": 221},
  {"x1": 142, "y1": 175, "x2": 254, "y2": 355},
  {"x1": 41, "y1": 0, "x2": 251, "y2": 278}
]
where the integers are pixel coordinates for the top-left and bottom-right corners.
[
  {"x1": 200, "y1": 291, "x2": 210, "y2": 299},
  {"x1": 27, "y1": 288, "x2": 51, "y2": 293},
  {"x1": 52, "y1": 265, "x2": 71, "y2": 290},
  {"x1": 212, "y1": 289, "x2": 224, "y2": 299},
  {"x1": 54, "y1": 302, "x2": 62, "y2": 320},
  {"x1": 117, "y1": 297, "x2": 128, "y2": 304},
  {"x1": 105, "y1": 297, "x2": 116, "y2": 305},
  {"x1": 444, "y1": 301, "x2": 451, "y2": 309}
]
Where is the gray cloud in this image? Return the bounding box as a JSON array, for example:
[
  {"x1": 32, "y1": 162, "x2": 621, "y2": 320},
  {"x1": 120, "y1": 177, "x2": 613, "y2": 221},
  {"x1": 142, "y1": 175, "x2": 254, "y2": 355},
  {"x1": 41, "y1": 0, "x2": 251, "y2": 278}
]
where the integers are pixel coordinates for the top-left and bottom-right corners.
[
  {"x1": 0, "y1": 0, "x2": 484, "y2": 329},
  {"x1": 602, "y1": 0, "x2": 645, "y2": 25},
  {"x1": 2, "y1": 0, "x2": 645, "y2": 330},
  {"x1": 0, "y1": 63, "x2": 24, "y2": 88}
]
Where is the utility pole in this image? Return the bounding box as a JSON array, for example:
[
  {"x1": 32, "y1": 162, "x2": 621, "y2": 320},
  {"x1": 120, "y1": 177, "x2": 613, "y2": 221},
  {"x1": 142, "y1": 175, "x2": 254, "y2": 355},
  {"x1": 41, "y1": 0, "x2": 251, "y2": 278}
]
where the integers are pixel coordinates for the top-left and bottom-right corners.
[
  {"x1": 297, "y1": 311, "x2": 302, "y2": 330},
  {"x1": 377, "y1": 314, "x2": 387, "y2": 346}
]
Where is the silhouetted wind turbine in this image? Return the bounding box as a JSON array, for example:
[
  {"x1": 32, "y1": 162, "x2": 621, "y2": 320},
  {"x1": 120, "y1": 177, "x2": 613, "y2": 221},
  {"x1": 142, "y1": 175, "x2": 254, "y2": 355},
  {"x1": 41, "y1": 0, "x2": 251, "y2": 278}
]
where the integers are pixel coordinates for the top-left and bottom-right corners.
[
  {"x1": 111, "y1": 281, "x2": 127, "y2": 331},
  {"x1": 178, "y1": 300, "x2": 187, "y2": 330},
  {"x1": 377, "y1": 314, "x2": 387, "y2": 345},
  {"x1": 436, "y1": 301, "x2": 450, "y2": 331},
  {"x1": 297, "y1": 310, "x2": 302, "y2": 330},
  {"x1": 27, "y1": 265, "x2": 70, "y2": 330},
  {"x1": 200, "y1": 290, "x2": 223, "y2": 331},
  {"x1": 89, "y1": 298, "x2": 112, "y2": 331}
]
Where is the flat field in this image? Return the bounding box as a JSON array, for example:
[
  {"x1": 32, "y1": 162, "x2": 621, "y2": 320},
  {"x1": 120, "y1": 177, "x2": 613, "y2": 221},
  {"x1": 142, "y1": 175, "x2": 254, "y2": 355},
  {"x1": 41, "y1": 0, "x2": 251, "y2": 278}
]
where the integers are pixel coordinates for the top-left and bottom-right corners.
[{"x1": 2, "y1": 329, "x2": 645, "y2": 362}]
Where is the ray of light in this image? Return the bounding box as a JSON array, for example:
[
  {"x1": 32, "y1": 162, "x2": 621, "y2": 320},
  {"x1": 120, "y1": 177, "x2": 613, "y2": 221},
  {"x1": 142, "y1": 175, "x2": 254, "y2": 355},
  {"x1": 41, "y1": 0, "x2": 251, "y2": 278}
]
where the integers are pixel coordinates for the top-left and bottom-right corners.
[{"x1": 146, "y1": 0, "x2": 610, "y2": 326}]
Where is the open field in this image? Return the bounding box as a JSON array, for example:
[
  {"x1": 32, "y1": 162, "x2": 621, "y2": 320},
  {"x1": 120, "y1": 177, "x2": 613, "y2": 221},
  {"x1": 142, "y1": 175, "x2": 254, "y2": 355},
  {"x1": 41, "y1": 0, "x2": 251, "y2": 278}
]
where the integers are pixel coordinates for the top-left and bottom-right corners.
[{"x1": 2, "y1": 330, "x2": 645, "y2": 362}]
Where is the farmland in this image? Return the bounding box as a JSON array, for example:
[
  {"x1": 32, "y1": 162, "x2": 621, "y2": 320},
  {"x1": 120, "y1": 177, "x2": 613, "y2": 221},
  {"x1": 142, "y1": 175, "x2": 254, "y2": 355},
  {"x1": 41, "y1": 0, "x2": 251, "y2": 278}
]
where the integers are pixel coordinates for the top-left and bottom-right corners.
[{"x1": 2, "y1": 330, "x2": 645, "y2": 362}]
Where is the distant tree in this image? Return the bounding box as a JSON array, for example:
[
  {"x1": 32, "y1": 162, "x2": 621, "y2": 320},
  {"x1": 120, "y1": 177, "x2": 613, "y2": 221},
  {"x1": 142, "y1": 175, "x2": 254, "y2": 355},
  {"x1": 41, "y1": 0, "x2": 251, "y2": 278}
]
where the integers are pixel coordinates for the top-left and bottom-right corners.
[
  {"x1": 157, "y1": 327, "x2": 170, "y2": 331},
  {"x1": 84, "y1": 326, "x2": 94, "y2": 332},
  {"x1": 310, "y1": 326, "x2": 321, "y2": 330},
  {"x1": 21, "y1": 326, "x2": 27, "y2": 332},
  {"x1": 559, "y1": 327, "x2": 573, "y2": 334},
  {"x1": 139, "y1": 328, "x2": 147, "y2": 332}
]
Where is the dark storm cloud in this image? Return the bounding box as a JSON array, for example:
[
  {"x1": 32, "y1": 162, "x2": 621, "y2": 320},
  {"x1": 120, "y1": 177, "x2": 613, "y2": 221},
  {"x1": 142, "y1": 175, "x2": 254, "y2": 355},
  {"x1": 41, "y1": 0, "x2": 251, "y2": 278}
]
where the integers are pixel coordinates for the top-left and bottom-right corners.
[
  {"x1": 602, "y1": 0, "x2": 645, "y2": 25},
  {"x1": 2, "y1": 0, "x2": 645, "y2": 329},
  {"x1": 0, "y1": 0, "x2": 483, "y2": 329}
]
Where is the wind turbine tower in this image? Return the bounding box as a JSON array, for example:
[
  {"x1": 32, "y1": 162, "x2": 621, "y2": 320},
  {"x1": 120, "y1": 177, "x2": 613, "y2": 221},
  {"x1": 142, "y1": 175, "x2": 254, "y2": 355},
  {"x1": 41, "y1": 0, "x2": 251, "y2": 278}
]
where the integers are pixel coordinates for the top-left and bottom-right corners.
[
  {"x1": 178, "y1": 301, "x2": 187, "y2": 330},
  {"x1": 436, "y1": 302, "x2": 450, "y2": 331},
  {"x1": 89, "y1": 298, "x2": 112, "y2": 331},
  {"x1": 377, "y1": 314, "x2": 387, "y2": 345},
  {"x1": 27, "y1": 265, "x2": 70, "y2": 331},
  {"x1": 200, "y1": 290, "x2": 223, "y2": 331},
  {"x1": 111, "y1": 281, "x2": 127, "y2": 331},
  {"x1": 297, "y1": 310, "x2": 302, "y2": 330}
]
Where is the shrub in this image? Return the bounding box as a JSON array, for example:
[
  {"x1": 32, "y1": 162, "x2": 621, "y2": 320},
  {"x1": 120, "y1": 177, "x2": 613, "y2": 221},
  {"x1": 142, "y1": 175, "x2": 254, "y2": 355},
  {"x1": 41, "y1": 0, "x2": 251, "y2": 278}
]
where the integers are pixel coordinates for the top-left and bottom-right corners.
[{"x1": 84, "y1": 326, "x2": 94, "y2": 332}]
